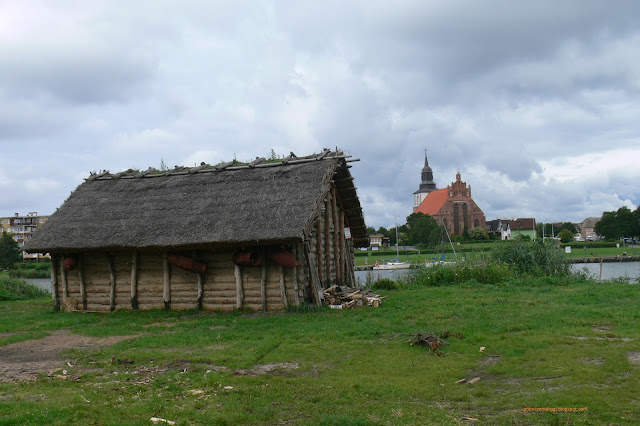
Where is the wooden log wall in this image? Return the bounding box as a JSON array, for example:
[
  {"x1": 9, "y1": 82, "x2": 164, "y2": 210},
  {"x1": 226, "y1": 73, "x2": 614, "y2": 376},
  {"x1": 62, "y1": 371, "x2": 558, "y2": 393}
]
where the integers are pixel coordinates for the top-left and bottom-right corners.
[
  {"x1": 51, "y1": 246, "x2": 305, "y2": 312},
  {"x1": 306, "y1": 183, "x2": 356, "y2": 289}
]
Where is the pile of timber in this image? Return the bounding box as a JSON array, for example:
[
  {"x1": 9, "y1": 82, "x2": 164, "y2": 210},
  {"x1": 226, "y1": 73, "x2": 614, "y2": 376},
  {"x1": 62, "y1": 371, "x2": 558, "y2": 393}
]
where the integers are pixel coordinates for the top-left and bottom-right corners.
[{"x1": 323, "y1": 285, "x2": 383, "y2": 309}]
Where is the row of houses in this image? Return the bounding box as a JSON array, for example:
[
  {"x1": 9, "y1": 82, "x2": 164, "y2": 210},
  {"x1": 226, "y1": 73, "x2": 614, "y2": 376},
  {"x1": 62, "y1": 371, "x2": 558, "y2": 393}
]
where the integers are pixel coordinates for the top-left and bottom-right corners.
[{"x1": 0, "y1": 212, "x2": 50, "y2": 261}]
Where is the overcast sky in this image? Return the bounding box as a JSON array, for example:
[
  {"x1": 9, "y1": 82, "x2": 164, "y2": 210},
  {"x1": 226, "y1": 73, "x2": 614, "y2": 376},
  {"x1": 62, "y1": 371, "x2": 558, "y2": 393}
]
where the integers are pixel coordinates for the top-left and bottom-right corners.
[{"x1": 1, "y1": 1, "x2": 639, "y2": 229}]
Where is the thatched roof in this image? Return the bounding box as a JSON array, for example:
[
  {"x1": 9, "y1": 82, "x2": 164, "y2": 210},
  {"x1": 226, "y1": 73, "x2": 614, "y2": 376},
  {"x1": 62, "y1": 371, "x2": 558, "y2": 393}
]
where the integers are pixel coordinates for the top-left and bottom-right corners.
[{"x1": 25, "y1": 150, "x2": 367, "y2": 253}]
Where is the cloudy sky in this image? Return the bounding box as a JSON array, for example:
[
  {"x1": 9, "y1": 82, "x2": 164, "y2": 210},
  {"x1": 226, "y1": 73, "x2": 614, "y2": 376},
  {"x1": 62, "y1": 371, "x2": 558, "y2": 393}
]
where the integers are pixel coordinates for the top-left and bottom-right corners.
[{"x1": 1, "y1": 0, "x2": 639, "y2": 229}]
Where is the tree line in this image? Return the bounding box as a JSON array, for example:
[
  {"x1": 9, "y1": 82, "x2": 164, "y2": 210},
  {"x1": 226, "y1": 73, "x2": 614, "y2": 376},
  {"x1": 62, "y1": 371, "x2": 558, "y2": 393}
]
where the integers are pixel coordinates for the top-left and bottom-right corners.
[{"x1": 595, "y1": 206, "x2": 640, "y2": 240}]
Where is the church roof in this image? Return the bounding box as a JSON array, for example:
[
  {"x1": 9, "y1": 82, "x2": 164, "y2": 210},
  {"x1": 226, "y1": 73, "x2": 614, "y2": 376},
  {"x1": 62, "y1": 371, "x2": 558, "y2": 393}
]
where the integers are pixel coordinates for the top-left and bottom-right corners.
[{"x1": 414, "y1": 188, "x2": 448, "y2": 215}]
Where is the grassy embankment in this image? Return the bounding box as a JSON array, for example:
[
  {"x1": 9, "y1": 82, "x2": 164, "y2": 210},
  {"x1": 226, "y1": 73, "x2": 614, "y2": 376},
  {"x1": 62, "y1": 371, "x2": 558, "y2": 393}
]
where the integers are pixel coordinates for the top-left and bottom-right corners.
[
  {"x1": 355, "y1": 242, "x2": 639, "y2": 266},
  {"x1": 1, "y1": 270, "x2": 639, "y2": 423}
]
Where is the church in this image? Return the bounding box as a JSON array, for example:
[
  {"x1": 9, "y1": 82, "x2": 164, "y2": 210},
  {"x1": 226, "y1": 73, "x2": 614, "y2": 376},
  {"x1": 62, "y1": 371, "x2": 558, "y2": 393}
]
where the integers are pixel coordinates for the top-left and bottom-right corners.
[{"x1": 413, "y1": 152, "x2": 486, "y2": 236}]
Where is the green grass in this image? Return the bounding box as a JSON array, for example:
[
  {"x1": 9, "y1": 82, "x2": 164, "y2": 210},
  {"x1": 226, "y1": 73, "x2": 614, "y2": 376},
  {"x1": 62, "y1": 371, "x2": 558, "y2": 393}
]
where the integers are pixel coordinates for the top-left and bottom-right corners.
[
  {"x1": 355, "y1": 245, "x2": 640, "y2": 266},
  {"x1": 1, "y1": 278, "x2": 639, "y2": 424},
  {"x1": 0, "y1": 276, "x2": 50, "y2": 301}
]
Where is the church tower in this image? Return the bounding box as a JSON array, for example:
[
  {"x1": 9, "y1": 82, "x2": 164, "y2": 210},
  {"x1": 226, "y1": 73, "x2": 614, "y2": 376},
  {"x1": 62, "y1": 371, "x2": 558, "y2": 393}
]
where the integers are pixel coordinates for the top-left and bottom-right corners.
[{"x1": 413, "y1": 150, "x2": 438, "y2": 210}]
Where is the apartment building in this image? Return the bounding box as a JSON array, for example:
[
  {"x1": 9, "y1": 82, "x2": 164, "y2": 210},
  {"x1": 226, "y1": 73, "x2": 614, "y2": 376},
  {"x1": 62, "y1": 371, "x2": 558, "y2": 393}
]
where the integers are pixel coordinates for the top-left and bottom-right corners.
[{"x1": 0, "y1": 212, "x2": 50, "y2": 261}]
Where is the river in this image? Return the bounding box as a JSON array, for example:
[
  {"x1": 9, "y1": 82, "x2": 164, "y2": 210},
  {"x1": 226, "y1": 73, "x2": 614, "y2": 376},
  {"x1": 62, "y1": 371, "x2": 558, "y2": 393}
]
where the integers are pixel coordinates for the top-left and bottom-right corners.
[
  {"x1": 25, "y1": 262, "x2": 640, "y2": 293},
  {"x1": 355, "y1": 261, "x2": 640, "y2": 284}
]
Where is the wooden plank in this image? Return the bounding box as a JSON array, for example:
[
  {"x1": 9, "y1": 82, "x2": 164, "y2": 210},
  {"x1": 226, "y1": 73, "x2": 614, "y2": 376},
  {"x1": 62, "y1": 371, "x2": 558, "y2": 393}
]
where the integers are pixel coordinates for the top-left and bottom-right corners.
[
  {"x1": 292, "y1": 245, "x2": 301, "y2": 305},
  {"x1": 261, "y1": 250, "x2": 267, "y2": 312},
  {"x1": 235, "y1": 264, "x2": 243, "y2": 309},
  {"x1": 332, "y1": 186, "x2": 340, "y2": 284},
  {"x1": 108, "y1": 254, "x2": 116, "y2": 312},
  {"x1": 339, "y1": 210, "x2": 346, "y2": 283},
  {"x1": 324, "y1": 196, "x2": 331, "y2": 285},
  {"x1": 130, "y1": 250, "x2": 138, "y2": 309},
  {"x1": 194, "y1": 251, "x2": 204, "y2": 309},
  {"x1": 78, "y1": 254, "x2": 87, "y2": 311},
  {"x1": 279, "y1": 265, "x2": 288, "y2": 309},
  {"x1": 163, "y1": 253, "x2": 171, "y2": 310},
  {"x1": 304, "y1": 240, "x2": 324, "y2": 305},
  {"x1": 316, "y1": 220, "x2": 323, "y2": 283},
  {"x1": 60, "y1": 256, "x2": 68, "y2": 302},
  {"x1": 48, "y1": 254, "x2": 58, "y2": 310}
]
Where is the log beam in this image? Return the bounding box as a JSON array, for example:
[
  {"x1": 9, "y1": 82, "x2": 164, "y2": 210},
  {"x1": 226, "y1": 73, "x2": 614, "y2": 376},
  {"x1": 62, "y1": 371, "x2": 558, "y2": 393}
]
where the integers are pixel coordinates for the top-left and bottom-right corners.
[
  {"x1": 50, "y1": 254, "x2": 60, "y2": 311},
  {"x1": 108, "y1": 253, "x2": 116, "y2": 312},
  {"x1": 130, "y1": 250, "x2": 138, "y2": 309},
  {"x1": 60, "y1": 256, "x2": 68, "y2": 302},
  {"x1": 163, "y1": 252, "x2": 171, "y2": 310},
  {"x1": 279, "y1": 265, "x2": 288, "y2": 309},
  {"x1": 78, "y1": 254, "x2": 87, "y2": 311},
  {"x1": 261, "y1": 250, "x2": 267, "y2": 312},
  {"x1": 235, "y1": 264, "x2": 244, "y2": 310},
  {"x1": 292, "y1": 245, "x2": 301, "y2": 305}
]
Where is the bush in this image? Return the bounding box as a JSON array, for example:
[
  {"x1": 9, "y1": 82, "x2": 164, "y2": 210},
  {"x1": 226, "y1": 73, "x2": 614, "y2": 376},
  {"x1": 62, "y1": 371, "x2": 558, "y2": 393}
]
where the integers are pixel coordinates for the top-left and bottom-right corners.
[
  {"x1": 491, "y1": 239, "x2": 570, "y2": 277},
  {"x1": 0, "y1": 277, "x2": 50, "y2": 301},
  {"x1": 371, "y1": 278, "x2": 399, "y2": 290},
  {"x1": 411, "y1": 260, "x2": 512, "y2": 287}
]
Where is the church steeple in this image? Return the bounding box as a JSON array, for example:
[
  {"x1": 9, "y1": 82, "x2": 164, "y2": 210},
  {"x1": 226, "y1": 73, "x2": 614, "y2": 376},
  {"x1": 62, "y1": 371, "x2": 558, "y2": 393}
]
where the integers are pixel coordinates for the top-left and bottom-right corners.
[{"x1": 413, "y1": 149, "x2": 438, "y2": 210}]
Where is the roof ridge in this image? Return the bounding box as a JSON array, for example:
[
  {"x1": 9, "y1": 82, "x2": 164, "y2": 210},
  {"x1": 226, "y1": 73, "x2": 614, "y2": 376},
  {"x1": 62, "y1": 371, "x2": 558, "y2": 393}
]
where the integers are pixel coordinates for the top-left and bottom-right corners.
[{"x1": 84, "y1": 149, "x2": 355, "y2": 181}]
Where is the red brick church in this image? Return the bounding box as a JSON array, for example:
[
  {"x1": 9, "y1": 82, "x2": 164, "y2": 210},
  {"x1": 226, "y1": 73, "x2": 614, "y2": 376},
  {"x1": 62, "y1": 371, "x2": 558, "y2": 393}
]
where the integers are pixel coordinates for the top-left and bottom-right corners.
[{"x1": 413, "y1": 152, "x2": 486, "y2": 236}]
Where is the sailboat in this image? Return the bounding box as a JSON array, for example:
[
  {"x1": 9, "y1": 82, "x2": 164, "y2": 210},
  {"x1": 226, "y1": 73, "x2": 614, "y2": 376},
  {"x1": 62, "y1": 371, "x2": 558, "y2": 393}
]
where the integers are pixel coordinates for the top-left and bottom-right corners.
[
  {"x1": 424, "y1": 224, "x2": 457, "y2": 267},
  {"x1": 373, "y1": 221, "x2": 411, "y2": 270}
]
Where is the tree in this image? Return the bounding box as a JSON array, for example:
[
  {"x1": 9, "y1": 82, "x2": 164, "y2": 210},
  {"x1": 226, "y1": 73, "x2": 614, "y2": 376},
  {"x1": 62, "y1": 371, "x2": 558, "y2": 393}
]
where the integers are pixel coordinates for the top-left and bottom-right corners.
[
  {"x1": 0, "y1": 231, "x2": 22, "y2": 269},
  {"x1": 468, "y1": 226, "x2": 489, "y2": 241},
  {"x1": 595, "y1": 206, "x2": 636, "y2": 239},
  {"x1": 405, "y1": 212, "x2": 440, "y2": 247},
  {"x1": 558, "y1": 229, "x2": 574, "y2": 243}
]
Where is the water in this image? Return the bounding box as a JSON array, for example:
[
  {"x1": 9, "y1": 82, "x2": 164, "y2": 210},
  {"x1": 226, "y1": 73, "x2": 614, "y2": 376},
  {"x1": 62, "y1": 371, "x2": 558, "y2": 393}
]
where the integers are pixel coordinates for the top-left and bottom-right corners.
[
  {"x1": 355, "y1": 261, "x2": 640, "y2": 284},
  {"x1": 24, "y1": 278, "x2": 52, "y2": 292},
  {"x1": 571, "y1": 262, "x2": 640, "y2": 282}
]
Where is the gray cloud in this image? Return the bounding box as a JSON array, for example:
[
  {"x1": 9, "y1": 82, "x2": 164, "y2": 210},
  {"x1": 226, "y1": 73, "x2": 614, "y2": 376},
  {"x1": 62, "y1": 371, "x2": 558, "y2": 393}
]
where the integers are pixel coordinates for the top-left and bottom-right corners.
[{"x1": 1, "y1": 0, "x2": 638, "y2": 229}]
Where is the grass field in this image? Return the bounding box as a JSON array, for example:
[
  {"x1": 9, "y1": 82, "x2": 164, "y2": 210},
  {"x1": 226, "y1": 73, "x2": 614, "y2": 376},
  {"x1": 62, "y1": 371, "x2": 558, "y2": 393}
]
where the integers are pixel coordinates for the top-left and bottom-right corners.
[
  {"x1": 1, "y1": 278, "x2": 639, "y2": 424},
  {"x1": 355, "y1": 245, "x2": 640, "y2": 266}
]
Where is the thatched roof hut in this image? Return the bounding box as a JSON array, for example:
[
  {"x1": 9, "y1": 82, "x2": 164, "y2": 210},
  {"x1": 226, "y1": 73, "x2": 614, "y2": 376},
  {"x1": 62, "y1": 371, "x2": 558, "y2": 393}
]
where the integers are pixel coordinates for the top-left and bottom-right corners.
[{"x1": 25, "y1": 149, "x2": 367, "y2": 312}]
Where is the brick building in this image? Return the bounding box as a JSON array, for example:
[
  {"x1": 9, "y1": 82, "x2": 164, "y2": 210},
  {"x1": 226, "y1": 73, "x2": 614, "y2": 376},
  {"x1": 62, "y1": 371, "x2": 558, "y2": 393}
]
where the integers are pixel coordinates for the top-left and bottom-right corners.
[{"x1": 414, "y1": 171, "x2": 486, "y2": 236}]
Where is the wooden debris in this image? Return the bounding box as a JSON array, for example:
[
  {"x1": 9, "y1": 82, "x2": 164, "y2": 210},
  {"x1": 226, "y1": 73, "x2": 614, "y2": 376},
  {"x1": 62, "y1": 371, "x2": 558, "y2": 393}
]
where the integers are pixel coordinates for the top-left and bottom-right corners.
[
  {"x1": 467, "y1": 377, "x2": 481, "y2": 384},
  {"x1": 455, "y1": 378, "x2": 467, "y2": 384},
  {"x1": 407, "y1": 332, "x2": 450, "y2": 351},
  {"x1": 322, "y1": 285, "x2": 382, "y2": 309}
]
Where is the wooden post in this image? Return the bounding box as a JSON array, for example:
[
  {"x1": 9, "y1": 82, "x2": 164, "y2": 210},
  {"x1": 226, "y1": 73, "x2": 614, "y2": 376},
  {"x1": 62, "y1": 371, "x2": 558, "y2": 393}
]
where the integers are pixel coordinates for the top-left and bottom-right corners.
[
  {"x1": 192, "y1": 251, "x2": 204, "y2": 309},
  {"x1": 130, "y1": 250, "x2": 138, "y2": 309},
  {"x1": 292, "y1": 245, "x2": 301, "y2": 305},
  {"x1": 324, "y1": 197, "x2": 331, "y2": 286},
  {"x1": 60, "y1": 256, "x2": 68, "y2": 302},
  {"x1": 163, "y1": 252, "x2": 171, "y2": 310},
  {"x1": 305, "y1": 241, "x2": 324, "y2": 305},
  {"x1": 78, "y1": 254, "x2": 86, "y2": 311},
  {"x1": 235, "y1": 264, "x2": 244, "y2": 310},
  {"x1": 316, "y1": 221, "x2": 323, "y2": 285},
  {"x1": 332, "y1": 186, "x2": 340, "y2": 284},
  {"x1": 50, "y1": 254, "x2": 60, "y2": 311},
  {"x1": 108, "y1": 254, "x2": 116, "y2": 312},
  {"x1": 279, "y1": 265, "x2": 288, "y2": 309},
  {"x1": 261, "y1": 251, "x2": 267, "y2": 312},
  {"x1": 339, "y1": 211, "x2": 346, "y2": 284}
]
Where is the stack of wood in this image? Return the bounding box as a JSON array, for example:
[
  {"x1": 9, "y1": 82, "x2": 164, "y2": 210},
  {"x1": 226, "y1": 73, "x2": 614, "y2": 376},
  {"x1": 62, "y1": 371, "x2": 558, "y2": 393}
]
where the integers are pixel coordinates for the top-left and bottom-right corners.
[{"x1": 323, "y1": 285, "x2": 383, "y2": 309}]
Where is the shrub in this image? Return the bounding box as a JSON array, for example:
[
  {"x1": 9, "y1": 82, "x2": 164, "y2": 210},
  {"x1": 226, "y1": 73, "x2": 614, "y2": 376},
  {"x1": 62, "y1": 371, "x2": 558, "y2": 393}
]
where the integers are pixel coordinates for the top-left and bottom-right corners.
[
  {"x1": 491, "y1": 239, "x2": 570, "y2": 277},
  {"x1": 371, "y1": 278, "x2": 399, "y2": 290},
  {"x1": 0, "y1": 277, "x2": 50, "y2": 301}
]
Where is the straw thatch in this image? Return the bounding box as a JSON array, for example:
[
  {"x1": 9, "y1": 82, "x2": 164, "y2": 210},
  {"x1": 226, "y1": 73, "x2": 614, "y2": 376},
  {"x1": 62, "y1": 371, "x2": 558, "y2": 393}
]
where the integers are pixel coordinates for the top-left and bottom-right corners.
[{"x1": 25, "y1": 150, "x2": 367, "y2": 253}]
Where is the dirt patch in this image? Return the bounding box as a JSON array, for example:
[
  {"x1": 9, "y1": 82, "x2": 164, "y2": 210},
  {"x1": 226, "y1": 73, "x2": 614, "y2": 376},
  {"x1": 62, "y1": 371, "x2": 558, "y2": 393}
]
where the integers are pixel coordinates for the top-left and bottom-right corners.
[
  {"x1": 627, "y1": 352, "x2": 640, "y2": 365},
  {"x1": 234, "y1": 362, "x2": 299, "y2": 376},
  {"x1": 478, "y1": 355, "x2": 501, "y2": 367},
  {"x1": 580, "y1": 357, "x2": 605, "y2": 366},
  {"x1": 592, "y1": 324, "x2": 612, "y2": 332},
  {"x1": 0, "y1": 329, "x2": 136, "y2": 382}
]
